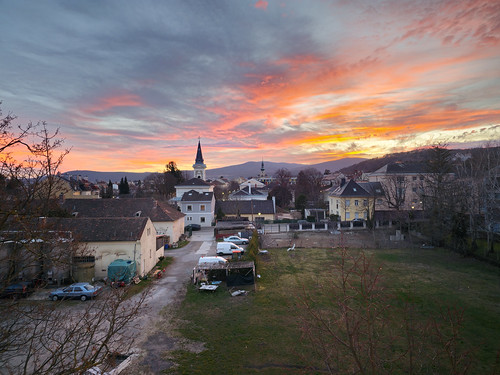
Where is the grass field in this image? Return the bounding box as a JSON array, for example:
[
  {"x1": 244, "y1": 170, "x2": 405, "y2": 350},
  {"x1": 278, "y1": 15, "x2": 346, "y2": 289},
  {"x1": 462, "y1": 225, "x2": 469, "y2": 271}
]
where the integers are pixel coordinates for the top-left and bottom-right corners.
[{"x1": 163, "y1": 247, "x2": 500, "y2": 374}]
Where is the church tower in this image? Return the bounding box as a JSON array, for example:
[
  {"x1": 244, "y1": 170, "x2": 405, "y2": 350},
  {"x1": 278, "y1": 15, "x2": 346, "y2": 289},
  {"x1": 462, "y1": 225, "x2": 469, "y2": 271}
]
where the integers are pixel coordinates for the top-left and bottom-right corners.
[
  {"x1": 192, "y1": 139, "x2": 207, "y2": 180},
  {"x1": 259, "y1": 158, "x2": 266, "y2": 178}
]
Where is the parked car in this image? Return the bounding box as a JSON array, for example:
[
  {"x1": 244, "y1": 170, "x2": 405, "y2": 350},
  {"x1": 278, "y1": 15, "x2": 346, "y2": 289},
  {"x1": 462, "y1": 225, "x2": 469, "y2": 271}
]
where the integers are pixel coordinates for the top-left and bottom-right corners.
[
  {"x1": 223, "y1": 235, "x2": 249, "y2": 245},
  {"x1": 0, "y1": 281, "x2": 34, "y2": 299},
  {"x1": 185, "y1": 224, "x2": 201, "y2": 231},
  {"x1": 49, "y1": 282, "x2": 102, "y2": 301},
  {"x1": 217, "y1": 242, "x2": 245, "y2": 256}
]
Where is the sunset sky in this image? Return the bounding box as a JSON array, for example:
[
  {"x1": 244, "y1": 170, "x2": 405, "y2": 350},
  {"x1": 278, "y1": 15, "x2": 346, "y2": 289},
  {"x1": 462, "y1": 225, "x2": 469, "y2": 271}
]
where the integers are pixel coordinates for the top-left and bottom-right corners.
[{"x1": 1, "y1": 0, "x2": 499, "y2": 173}]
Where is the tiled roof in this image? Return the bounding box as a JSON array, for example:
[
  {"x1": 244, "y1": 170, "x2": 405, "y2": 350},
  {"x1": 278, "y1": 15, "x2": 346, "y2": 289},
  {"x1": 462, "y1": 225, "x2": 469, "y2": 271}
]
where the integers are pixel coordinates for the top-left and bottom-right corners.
[
  {"x1": 47, "y1": 217, "x2": 149, "y2": 242},
  {"x1": 175, "y1": 178, "x2": 211, "y2": 187},
  {"x1": 181, "y1": 190, "x2": 214, "y2": 202},
  {"x1": 216, "y1": 200, "x2": 275, "y2": 215},
  {"x1": 62, "y1": 198, "x2": 184, "y2": 222}
]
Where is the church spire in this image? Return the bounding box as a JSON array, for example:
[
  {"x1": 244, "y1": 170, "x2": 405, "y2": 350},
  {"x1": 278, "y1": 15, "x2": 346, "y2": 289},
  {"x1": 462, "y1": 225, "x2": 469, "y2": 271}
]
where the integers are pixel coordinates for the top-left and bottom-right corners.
[
  {"x1": 192, "y1": 138, "x2": 207, "y2": 180},
  {"x1": 195, "y1": 138, "x2": 204, "y2": 164}
]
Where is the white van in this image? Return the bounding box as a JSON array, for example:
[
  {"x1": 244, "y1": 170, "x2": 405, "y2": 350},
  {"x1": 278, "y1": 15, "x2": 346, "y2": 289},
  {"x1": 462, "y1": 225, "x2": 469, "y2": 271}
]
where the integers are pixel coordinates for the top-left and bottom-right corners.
[
  {"x1": 197, "y1": 256, "x2": 228, "y2": 266},
  {"x1": 216, "y1": 242, "x2": 244, "y2": 256}
]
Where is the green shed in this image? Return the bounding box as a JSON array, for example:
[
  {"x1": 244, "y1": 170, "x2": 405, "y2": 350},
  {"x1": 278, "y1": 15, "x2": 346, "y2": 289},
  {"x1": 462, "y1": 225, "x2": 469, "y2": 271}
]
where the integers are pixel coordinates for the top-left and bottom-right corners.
[{"x1": 107, "y1": 259, "x2": 136, "y2": 284}]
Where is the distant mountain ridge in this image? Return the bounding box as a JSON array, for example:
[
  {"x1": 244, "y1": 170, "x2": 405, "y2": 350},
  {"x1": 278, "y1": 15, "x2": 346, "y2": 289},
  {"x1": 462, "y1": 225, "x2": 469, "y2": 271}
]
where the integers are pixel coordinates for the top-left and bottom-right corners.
[{"x1": 63, "y1": 157, "x2": 367, "y2": 182}]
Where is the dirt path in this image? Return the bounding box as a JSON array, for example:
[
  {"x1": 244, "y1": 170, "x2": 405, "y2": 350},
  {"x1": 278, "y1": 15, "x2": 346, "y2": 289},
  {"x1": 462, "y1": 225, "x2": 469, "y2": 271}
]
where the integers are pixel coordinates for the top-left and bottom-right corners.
[{"x1": 121, "y1": 228, "x2": 215, "y2": 374}]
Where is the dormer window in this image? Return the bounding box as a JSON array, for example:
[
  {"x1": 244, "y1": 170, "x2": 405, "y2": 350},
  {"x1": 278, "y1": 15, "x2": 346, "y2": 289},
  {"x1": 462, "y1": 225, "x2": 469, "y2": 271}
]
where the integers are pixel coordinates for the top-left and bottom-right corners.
[{"x1": 135, "y1": 211, "x2": 142, "y2": 217}]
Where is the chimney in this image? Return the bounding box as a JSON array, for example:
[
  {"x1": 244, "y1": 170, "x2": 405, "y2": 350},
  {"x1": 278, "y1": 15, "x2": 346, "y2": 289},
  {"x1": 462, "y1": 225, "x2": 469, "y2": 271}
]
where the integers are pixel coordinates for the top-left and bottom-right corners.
[{"x1": 248, "y1": 182, "x2": 252, "y2": 195}]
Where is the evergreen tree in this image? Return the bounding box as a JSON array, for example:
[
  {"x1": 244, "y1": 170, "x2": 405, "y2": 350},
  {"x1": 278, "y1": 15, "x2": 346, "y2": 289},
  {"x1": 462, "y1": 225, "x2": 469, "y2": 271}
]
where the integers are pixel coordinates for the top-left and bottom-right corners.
[
  {"x1": 104, "y1": 180, "x2": 113, "y2": 198},
  {"x1": 123, "y1": 176, "x2": 130, "y2": 194},
  {"x1": 118, "y1": 177, "x2": 130, "y2": 195}
]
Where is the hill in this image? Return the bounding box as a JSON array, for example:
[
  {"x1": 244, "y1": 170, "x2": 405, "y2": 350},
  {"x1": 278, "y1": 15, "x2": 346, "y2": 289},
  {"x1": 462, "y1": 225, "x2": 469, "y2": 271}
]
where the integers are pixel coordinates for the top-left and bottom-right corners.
[{"x1": 63, "y1": 157, "x2": 367, "y2": 182}]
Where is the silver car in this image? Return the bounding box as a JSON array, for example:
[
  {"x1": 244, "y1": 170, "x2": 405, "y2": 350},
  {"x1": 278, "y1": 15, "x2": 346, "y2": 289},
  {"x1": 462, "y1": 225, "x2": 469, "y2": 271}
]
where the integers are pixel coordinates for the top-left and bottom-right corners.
[
  {"x1": 223, "y1": 235, "x2": 249, "y2": 245},
  {"x1": 49, "y1": 282, "x2": 102, "y2": 301}
]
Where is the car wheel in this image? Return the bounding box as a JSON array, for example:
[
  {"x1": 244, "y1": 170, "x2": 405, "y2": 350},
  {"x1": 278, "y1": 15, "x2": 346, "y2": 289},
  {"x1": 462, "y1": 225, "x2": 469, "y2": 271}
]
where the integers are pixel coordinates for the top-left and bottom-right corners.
[
  {"x1": 80, "y1": 295, "x2": 87, "y2": 301},
  {"x1": 52, "y1": 295, "x2": 58, "y2": 301}
]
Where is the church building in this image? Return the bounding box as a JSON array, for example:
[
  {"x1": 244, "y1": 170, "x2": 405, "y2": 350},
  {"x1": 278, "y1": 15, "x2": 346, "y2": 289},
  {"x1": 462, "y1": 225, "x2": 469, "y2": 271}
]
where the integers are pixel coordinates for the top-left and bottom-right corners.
[{"x1": 174, "y1": 140, "x2": 215, "y2": 227}]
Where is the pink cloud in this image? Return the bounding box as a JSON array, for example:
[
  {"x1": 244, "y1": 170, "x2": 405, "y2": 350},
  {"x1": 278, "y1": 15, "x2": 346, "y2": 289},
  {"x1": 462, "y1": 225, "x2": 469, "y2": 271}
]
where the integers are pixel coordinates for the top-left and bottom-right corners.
[
  {"x1": 255, "y1": 0, "x2": 268, "y2": 10},
  {"x1": 81, "y1": 92, "x2": 144, "y2": 115}
]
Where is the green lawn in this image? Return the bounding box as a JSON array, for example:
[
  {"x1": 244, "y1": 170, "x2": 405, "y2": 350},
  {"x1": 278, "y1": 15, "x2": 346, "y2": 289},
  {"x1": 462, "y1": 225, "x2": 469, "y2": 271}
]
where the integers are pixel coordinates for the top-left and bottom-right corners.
[{"x1": 163, "y1": 247, "x2": 500, "y2": 374}]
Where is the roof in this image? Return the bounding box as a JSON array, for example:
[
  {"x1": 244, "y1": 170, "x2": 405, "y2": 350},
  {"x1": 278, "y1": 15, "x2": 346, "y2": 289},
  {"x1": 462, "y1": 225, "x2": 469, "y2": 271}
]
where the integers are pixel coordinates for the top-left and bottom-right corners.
[
  {"x1": 372, "y1": 162, "x2": 426, "y2": 175},
  {"x1": 176, "y1": 177, "x2": 211, "y2": 187},
  {"x1": 181, "y1": 190, "x2": 214, "y2": 202},
  {"x1": 62, "y1": 198, "x2": 185, "y2": 222},
  {"x1": 47, "y1": 217, "x2": 150, "y2": 242},
  {"x1": 231, "y1": 186, "x2": 267, "y2": 197},
  {"x1": 194, "y1": 140, "x2": 205, "y2": 164},
  {"x1": 358, "y1": 181, "x2": 384, "y2": 196},
  {"x1": 330, "y1": 179, "x2": 370, "y2": 197},
  {"x1": 216, "y1": 200, "x2": 275, "y2": 215}
]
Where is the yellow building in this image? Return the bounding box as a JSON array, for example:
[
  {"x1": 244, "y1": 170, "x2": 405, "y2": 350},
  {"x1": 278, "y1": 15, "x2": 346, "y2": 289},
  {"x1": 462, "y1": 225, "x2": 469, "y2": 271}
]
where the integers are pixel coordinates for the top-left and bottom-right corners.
[{"x1": 328, "y1": 180, "x2": 384, "y2": 221}]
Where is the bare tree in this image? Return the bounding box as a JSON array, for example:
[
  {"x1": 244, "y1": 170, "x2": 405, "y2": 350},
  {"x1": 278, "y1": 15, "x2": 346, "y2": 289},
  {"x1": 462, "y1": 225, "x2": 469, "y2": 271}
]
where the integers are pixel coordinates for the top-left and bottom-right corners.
[
  {"x1": 295, "y1": 168, "x2": 323, "y2": 206},
  {"x1": 1, "y1": 287, "x2": 149, "y2": 374},
  {"x1": 421, "y1": 145, "x2": 456, "y2": 246},
  {"x1": 296, "y1": 247, "x2": 477, "y2": 374},
  {"x1": 0, "y1": 104, "x2": 151, "y2": 373},
  {"x1": 381, "y1": 175, "x2": 407, "y2": 211}
]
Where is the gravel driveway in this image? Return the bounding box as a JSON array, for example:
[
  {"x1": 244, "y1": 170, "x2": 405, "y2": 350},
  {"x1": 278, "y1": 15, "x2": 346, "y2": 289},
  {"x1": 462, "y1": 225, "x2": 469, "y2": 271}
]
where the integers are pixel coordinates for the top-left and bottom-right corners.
[{"x1": 121, "y1": 227, "x2": 215, "y2": 374}]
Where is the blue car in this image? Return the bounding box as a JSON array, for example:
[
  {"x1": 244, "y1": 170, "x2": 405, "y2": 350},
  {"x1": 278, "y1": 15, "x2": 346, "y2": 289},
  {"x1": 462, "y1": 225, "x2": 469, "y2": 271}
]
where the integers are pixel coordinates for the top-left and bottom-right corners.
[{"x1": 49, "y1": 282, "x2": 102, "y2": 301}]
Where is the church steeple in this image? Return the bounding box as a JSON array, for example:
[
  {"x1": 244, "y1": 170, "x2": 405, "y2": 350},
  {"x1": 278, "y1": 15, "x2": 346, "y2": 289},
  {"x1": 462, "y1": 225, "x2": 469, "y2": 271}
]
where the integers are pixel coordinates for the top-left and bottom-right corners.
[
  {"x1": 192, "y1": 138, "x2": 207, "y2": 180},
  {"x1": 195, "y1": 139, "x2": 204, "y2": 164},
  {"x1": 259, "y1": 158, "x2": 266, "y2": 178}
]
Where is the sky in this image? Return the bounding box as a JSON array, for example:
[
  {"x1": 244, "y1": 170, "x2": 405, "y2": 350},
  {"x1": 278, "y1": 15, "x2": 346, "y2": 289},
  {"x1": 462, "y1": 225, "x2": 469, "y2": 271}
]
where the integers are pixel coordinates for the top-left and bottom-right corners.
[{"x1": 1, "y1": 0, "x2": 499, "y2": 173}]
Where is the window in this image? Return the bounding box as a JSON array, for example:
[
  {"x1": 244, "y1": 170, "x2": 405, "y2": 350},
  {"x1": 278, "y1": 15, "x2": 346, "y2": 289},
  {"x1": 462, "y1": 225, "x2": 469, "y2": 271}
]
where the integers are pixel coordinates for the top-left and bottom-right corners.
[
  {"x1": 187, "y1": 205, "x2": 192, "y2": 211},
  {"x1": 364, "y1": 212, "x2": 368, "y2": 219},
  {"x1": 187, "y1": 216, "x2": 192, "y2": 221},
  {"x1": 200, "y1": 205, "x2": 205, "y2": 211},
  {"x1": 345, "y1": 199, "x2": 350, "y2": 207},
  {"x1": 200, "y1": 217, "x2": 206, "y2": 223},
  {"x1": 377, "y1": 199, "x2": 383, "y2": 205},
  {"x1": 150, "y1": 249, "x2": 152, "y2": 258},
  {"x1": 147, "y1": 228, "x2": 151, "y2": 236},
  {"x1": 346, "y1": 212, "x2": 350, "y2": 219},
  {"x1": 355, "y1": 212, "x2": 359, "y2": 219},
  {"x1": 354, "y1": 200, "x2": 359, "y2": 206},
  {"x1": 412, "y1": 187, "x2": 417, "y2": 193},
  {"x1": 363, "y1": 199, "x2": 368, "y2": 206},
  {"x1": 413, "y1": 176, "x2": 417, "y2": 181}
]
